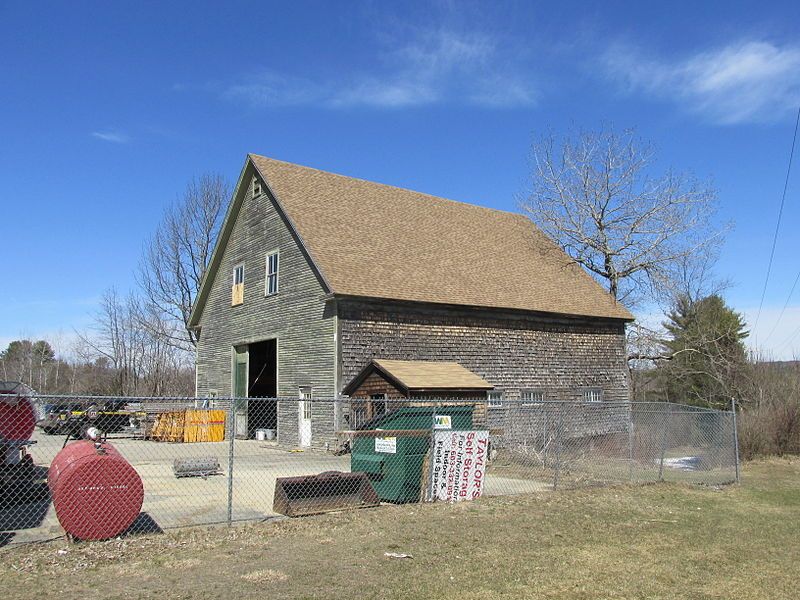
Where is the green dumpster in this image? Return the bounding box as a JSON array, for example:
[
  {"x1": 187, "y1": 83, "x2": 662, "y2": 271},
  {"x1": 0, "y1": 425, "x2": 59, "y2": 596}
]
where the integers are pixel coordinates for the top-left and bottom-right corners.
[{"x1": 350, "y1": 406, "x2": 474, "y2": 503}]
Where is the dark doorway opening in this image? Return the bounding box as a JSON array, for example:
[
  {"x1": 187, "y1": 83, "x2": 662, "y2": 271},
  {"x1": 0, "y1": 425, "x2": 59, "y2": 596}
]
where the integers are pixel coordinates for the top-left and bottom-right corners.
[{"x1": 247, "y1": 339, "x2": 277, "y2": 437}]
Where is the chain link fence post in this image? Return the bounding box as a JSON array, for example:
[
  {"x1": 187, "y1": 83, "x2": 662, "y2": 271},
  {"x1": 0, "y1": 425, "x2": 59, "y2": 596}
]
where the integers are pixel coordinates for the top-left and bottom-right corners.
[
  {"x1": 628, "y1": 402, "x2": 634, "y2": 483},
  {"x1": 553, "y1": 403, "x2": 563, "y2": 490},
  {"x1": 658, "y1": 403, "x2": 671, "y2": 482},
  {"x1": 731, "y1": 397, "x2": 740, "y2": 483},
  {"x1": 425, "y1": 400, "x2": 439, "y2": 502},
  {"x1": 226, "y1": 397, "x2": 236, "y2": 527},
  {"x1": 542, "y1": 407, "x2": 549, "y2": 469}
]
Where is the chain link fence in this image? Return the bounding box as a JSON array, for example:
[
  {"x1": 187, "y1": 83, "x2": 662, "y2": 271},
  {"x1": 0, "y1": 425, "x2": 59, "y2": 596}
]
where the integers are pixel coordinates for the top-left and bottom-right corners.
[{"x1": 1, "y1": 387, "x2": 739, "y2": 548}]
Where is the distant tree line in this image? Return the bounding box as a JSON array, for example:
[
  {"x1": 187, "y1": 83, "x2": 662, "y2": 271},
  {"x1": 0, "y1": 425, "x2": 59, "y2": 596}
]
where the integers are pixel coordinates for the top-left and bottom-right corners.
[
  {"x1": 0, "y1": 336, "x2": 190, "y2": 397},
  {"x1": 0, "y1": 335, "x2": 194, "y2": 397}
]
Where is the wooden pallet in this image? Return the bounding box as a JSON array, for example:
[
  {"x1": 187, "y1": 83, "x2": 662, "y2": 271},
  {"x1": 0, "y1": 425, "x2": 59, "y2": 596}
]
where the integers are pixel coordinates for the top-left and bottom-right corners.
[{"x1": 150, "y1": 409, "x2": 226, "y2": 443}]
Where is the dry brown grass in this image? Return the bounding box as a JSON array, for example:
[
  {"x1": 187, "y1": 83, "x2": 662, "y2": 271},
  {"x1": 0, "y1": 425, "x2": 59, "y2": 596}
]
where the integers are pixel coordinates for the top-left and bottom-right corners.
[
  {"x1": 1, "y1": 458, "x2": 798, "y2": 599},
  {"x1": 240, "y1": 569, "x2": 288, "y2": 583},
  {"x1": 739, "y1": 401, "x2": 800, "y2": 459}
]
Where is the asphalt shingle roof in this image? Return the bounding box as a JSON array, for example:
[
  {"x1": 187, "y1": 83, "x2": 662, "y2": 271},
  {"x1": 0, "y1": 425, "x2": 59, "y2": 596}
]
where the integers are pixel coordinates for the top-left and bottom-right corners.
[
  {"x1": 372, "y1": 359, "x2": 494, "y2": 391},
  {"x1": 250, "y1": 155, "x2": 632, "y2": 321}
]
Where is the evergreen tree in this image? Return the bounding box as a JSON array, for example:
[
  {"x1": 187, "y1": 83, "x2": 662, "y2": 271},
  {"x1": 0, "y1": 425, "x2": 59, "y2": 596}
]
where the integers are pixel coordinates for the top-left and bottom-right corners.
[{"x1": 661, "y1": 294, "x2": 748, "y2": 408}]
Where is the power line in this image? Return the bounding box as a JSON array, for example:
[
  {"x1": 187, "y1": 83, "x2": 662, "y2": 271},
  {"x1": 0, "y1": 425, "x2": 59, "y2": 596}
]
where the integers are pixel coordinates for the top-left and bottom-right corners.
[
  {"x1": 775, "y1": 321, "x2": 800, "y2": 355},
  {"x1": 754, "y1": 105, "x2": 800, "y2": 334},
  {"x1": 763, "y1": 269, "x2": 800, "y2": 344}
]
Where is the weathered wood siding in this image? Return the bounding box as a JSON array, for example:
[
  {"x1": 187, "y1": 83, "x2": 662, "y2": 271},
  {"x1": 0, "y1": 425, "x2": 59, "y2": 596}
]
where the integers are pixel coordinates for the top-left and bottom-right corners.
[
  {"x1": 195, "y1": 168, "x2": 337, "y2": 447},
  {"x1": 338, "y1": 298, "x2": 629, "y2": 443}
]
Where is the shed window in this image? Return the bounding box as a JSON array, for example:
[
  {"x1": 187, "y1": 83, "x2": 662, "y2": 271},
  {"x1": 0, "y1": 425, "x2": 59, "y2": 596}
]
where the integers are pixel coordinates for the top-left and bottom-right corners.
[
  {"x1": 370, "y1": 393, "x2": 388, "y2": 419},
  {"x1": 583, "y1": 388, "x2": 603, "y2": 403},
  {"x1": 231, "y1": 264, "x2": 244, "y2": 306},
  {"x1": 487, "y1": 390, "x2": 503, "y2": 408},
  {"x1": 265, "y1": 251, "x2": 279, "y2": 296},
  {"x1": 521, "y1": 390, "x2": 544, "y2": 406},
  {"x1": 252, "y1": 177, "x2": 262, "y2": 196}
]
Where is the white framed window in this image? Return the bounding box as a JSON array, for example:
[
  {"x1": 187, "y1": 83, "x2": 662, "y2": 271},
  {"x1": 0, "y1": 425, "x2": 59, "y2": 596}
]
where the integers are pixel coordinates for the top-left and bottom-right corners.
[
  {"x1": 265, "y1": 251, "x2": 279, "y2": 296},
  {"x1": 370, "y1": 393, "x2": 388, "y2": 418},
  {"x1": 231, "y1": 263, "x2": 245, "y2": 306},
  {"x1": 487, "y1": 390, "x2": 503, "y2": 408},
  {"x1": 233, "y1": 264, "x2": 244, "y2": 285},
  {"x1": 583, "y1": 388, "x2": 603, "y2": 403},
  {"x1": 252, "y1": 177, "x2": 262, "y2": 196},
  {"x1": 300, "y1": 386, "x2": 313, "y2": 419},
  {"x1": 521, "y1": 389, "x2": 544, "y2": 406}
]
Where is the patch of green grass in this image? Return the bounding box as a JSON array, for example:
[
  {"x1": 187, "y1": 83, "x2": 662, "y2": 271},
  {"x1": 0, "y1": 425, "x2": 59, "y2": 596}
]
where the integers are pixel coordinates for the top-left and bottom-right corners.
[{"x1": 1, "y1": 458, "x2": 798, "y2": 599}]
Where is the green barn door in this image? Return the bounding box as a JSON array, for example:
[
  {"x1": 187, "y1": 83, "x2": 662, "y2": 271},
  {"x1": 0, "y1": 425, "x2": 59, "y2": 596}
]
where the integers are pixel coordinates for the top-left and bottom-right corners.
[{"x1": 233, "y1": 346, "x2": 248, "y2": 439}]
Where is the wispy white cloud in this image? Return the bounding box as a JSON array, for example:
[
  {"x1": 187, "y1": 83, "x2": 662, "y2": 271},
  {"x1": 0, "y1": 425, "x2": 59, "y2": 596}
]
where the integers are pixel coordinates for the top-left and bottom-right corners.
[
  {"x1": 602, "y1": 40, "x2": 800, "y2": 124},
  {"x1": 91, "y1": 130, "x2": 130, "y2": 143},
  {"x1": 222, "y1": 28, "x2": 537, "y2": 110},
  {"x1": 223, "y1": 72, "x2": 324, "y2": 108}
]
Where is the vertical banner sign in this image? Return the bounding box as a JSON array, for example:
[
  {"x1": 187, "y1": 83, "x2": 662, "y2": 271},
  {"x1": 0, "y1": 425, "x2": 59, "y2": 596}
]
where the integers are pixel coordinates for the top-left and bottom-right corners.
[{"x1": 429, "y1": 430, "x2": 490, "y2": 502}]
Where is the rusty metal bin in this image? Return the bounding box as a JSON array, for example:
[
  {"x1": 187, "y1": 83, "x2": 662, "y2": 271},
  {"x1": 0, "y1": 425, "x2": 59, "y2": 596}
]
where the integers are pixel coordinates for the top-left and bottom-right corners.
[{"x1": 273, "y1": 471, "x2": 379, "y2": 517}]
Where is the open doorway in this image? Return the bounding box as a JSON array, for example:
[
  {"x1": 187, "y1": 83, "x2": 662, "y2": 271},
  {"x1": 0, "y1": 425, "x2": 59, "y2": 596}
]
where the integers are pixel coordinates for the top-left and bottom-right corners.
[{"x1": 246, "y1": 338, "x2": 277, "y2": 438}]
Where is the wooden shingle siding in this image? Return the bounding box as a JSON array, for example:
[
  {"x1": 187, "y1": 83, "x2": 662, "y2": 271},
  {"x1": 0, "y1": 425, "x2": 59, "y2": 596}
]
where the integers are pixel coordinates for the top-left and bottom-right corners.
[
  {"x1": 195, "y1": 168, "x2": 336, "y2": 447},
  {"x1": 338, "y1": 299, "x2": 628, "y2": 401},
  {"x1": 487, "y1": 401, "x2": 631, "y2": 448},
  {"x1": 337, "y1": 298, "x2": 629, "y2": 444},
  {"x1": 348, "y1": 371, "x2": 406, "y2": 399}
]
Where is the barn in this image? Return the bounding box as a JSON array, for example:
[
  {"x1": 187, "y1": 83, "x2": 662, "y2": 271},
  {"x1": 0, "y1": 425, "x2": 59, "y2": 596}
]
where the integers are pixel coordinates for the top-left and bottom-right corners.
[{"x1": 188, "y1": 155, "x2": 633, "y2": 449}]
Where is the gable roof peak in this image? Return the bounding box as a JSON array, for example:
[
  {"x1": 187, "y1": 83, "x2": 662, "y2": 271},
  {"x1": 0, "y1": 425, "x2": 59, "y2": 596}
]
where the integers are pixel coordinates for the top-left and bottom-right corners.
[{"x1": 250, "y1": 153, "x2": 529, "y2": 221}]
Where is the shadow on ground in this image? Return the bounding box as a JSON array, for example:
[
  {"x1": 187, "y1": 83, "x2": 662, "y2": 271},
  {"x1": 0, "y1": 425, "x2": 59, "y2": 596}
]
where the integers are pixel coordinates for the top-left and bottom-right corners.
[
  {"x1": 0, "y1": 466, "x2": 51, "y2": 547},
  {"x1": 123, "y1": 512, "x2": 163, "y2": 537}
]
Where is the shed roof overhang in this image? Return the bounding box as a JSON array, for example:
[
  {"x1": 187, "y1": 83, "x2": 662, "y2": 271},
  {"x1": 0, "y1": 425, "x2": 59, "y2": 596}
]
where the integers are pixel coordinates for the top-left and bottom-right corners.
[{"x1": 342, "y1": 359, "x2": 494, "y2": 396}]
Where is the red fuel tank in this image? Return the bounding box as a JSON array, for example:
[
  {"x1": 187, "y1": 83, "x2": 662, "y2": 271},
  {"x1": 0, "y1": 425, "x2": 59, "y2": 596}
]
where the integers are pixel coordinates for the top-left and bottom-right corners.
[
  {"x1": 0, "y1": 383, "x2": 37, "y2": 442},
  {"x1": 48, "y1": 440, "x2": 144, "y2": 541}
]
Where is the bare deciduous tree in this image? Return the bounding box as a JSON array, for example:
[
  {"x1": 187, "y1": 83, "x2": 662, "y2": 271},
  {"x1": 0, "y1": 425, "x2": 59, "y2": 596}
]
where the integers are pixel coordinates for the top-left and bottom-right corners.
[
  {"x1": 77, "y1": 289, "x2": 193, "y2": 396},
  {"x1": 520, "y1": 127, "x2": 724, "y2": 309},
  {"x1": 138, "y1": 174, "x2": 229, "y2": 350}
]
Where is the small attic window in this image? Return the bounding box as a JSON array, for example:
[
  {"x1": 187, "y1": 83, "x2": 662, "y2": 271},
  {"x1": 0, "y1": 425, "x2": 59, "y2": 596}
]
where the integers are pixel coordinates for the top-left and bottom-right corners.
[{"x1": 252, "y1": 178, "x2": 262, "y2": 196}]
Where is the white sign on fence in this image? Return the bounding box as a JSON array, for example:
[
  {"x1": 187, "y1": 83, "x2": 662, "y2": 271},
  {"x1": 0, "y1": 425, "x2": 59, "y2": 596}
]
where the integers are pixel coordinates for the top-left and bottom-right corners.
[
  {"x1": 374, "y1": 436, "x2": 397, "y2": 454},
  {"x1": 429, "y1": 430, "x2": 489, "y2": 502}
]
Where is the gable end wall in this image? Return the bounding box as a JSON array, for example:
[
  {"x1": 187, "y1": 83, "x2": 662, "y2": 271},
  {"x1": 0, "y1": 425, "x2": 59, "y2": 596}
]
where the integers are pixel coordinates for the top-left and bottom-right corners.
[{"x1": 194, "y1": 173, "x2": 336, "y2": 447}]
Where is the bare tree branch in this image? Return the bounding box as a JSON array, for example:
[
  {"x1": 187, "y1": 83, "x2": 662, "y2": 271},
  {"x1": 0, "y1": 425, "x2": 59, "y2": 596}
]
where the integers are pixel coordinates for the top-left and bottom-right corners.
[
  {"x1": 520, "y1": 127, "x2": 726, "y2": 309},
  {"x1": 137, "y1": 174, "x2": 229, "y2": 350}
]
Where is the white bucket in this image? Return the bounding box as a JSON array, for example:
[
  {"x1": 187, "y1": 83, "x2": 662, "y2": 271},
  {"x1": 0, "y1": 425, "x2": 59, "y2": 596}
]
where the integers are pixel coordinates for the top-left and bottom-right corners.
[
  {"x1": 255, "y1": 429, "x2": 268, "y2": 441},
  {"x1": 265, "y1": 429, "x2": 276, "y2": 440}
]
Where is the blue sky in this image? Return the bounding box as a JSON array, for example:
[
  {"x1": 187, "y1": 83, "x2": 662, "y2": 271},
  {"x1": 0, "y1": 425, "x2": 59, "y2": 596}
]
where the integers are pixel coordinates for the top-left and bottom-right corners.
[{"x1": 2, "y1": 0, "x2": 800, "y2": 358}]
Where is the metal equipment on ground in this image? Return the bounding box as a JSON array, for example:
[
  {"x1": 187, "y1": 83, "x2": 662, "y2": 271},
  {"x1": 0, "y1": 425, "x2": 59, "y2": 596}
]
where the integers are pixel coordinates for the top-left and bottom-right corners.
[
  {"x1": 48, "y1": 440, "x2": 144, "y2": 540},
  {"x1": 37, "y1": 400, "x2": 143, "y2": 438},
  {"x1": 1, "y1": 382, "x2": 39, "y2": 503},
  {"x1": 273, "y1": 471, "x2": 379, "y2": 517},
  {"x1": 173, "y1": 456, "x2": 222, "y2": 478}
]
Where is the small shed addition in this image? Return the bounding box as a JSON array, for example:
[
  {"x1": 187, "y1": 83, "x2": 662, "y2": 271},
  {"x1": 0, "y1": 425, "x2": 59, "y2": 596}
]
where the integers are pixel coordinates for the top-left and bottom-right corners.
[{"x1": 343, "y1": 359, "x2": 494, "y2": 428}]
